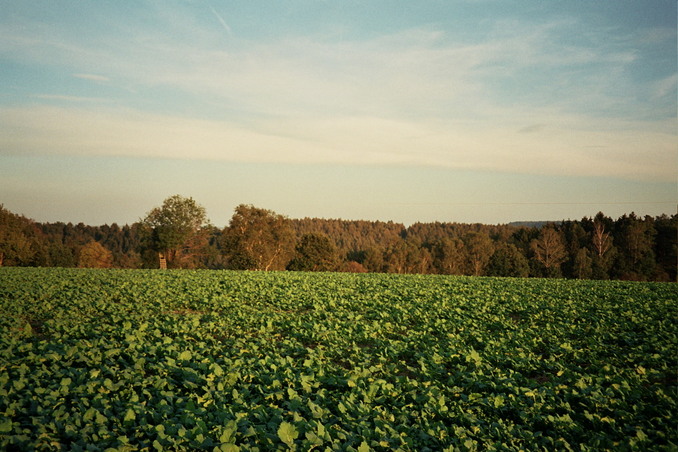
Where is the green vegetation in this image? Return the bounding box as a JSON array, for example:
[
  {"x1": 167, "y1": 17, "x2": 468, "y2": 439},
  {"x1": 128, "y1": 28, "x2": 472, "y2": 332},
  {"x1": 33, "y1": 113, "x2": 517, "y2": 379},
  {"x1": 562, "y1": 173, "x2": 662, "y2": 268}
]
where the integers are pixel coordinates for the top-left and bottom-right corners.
[
  {"x1": 1, "y1": 268, "x2": 676, "y2": 450},
  {"x1": 1, "y1": 198, "x2": 676, "y2": 281}
]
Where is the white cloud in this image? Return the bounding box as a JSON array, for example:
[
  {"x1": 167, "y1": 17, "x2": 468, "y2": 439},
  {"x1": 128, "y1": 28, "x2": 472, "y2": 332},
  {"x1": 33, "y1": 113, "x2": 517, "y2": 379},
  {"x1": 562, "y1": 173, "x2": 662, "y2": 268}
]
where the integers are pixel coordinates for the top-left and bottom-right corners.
[
  {"x1": 0, "y1": 9, "x2": 675, "y2": 183},
  {"x1": 1, "y1": 105, "x2": 674, "y2": 182}
]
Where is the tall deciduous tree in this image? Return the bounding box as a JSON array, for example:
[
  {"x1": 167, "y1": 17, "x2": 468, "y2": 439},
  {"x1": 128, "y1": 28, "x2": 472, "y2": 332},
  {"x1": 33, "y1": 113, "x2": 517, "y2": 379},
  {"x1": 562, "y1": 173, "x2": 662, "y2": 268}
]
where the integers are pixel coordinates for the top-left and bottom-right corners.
[
  {"x1": 531, "y1": 226, "x2": 567, "y2": 276},
  {"x1": 588, "y1": 212, "x2": 616, "y2": 279},
  {"x1": 141, "y1": 195, "x2": 209, "y2": 268},
  {"x1": 383, "y1": 240, "x2": 432, "y2": 274},
  {"x1": 78, "y1": 241, "x2": 113, "y2": 268},
  {"x1": 0, "y1": 205, "x2": 41, "y2": 266},
  {"x1": 464, "y1": 232, "x2": 493, "y2": 276},
  {"x1": 0, "y1": 229, "x2": 33, "y2": 267},
  {"x1": 222, "y1": 204, "x2": 295, "y2": 271},
  {"x1": 591, "y1": 213, "x2": 613, "y2": 258},
  {"x1": 431, "y1": 238, "x2": 466, "y2": 275},
  {"x1": 362, "y1": 247, "x2": 385, "y2": 273}
]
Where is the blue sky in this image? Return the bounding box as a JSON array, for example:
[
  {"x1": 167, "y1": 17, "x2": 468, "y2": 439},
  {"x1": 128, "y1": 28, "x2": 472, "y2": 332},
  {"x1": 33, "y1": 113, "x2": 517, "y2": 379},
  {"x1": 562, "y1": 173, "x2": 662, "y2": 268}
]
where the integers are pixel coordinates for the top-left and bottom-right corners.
[{"x1": 1, "y1": 0, "x2": 675, "y2": 226}]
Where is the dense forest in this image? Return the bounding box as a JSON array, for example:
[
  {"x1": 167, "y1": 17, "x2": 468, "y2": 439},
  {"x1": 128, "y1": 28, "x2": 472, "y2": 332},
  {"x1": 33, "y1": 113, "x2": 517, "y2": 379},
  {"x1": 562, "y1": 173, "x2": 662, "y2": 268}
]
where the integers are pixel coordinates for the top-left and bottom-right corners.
[{"x1": 1, "y1": 196, "x2": 675, "y2": 282}]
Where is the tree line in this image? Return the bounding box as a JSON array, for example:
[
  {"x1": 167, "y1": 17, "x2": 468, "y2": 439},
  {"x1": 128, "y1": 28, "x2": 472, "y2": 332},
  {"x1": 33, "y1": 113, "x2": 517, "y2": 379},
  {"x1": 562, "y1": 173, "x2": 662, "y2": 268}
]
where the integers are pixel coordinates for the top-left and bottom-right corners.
[{"x1": 1, "y1": 195, "x2": 675, "y2": 281}]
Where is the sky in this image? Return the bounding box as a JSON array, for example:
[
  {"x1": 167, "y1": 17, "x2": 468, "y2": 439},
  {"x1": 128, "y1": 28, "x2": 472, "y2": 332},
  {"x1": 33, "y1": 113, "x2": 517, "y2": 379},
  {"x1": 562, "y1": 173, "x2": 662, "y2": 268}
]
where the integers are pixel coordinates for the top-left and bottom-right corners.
[{"x1": 0, "y1": 0, "x2": 676, "y2": 227}]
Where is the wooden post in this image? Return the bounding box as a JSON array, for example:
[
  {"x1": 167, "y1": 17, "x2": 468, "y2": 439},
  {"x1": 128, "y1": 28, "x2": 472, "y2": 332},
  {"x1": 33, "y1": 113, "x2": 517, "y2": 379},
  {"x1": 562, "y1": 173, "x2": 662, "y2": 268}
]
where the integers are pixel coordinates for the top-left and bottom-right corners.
[{"x1": 159, "y1": 252, "x2": 167, "y2": 270}]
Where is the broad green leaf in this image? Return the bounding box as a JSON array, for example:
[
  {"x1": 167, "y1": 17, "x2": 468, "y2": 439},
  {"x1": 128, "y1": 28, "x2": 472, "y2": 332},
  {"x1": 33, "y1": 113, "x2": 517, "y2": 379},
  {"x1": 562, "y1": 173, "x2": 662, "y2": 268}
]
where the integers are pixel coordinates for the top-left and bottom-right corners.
[
  {"x1": 357, "y1": 441, "x2": 370, "y2": 452},
  {"x1": 307, "y1": 400, "x2": 324, "y2": 419},
  {"x1": 219, "y1": 420, "x2": 238, "y2": 444},
  {"x1": 178, "y1": 350, "x2": 192, "y2": 361},
  {"x1": 95, "y1": 411, "x2": 107, "y2": 424},
  {"x1": 0, "y1": 418, "x2": 12, "y2": 433},
  {"x1": 636, "y1": 429, "x2": 648, "y2": 442},
  {"x1": 466, "y1": 349, "x2": 482, "y2": 364},
  {"x1": 277, "y1": 421, "x2": 298, "y2": 448},
  {"x1": 211, "y1": 363, "x2": 224, "y2": 377},
  {"x1": 316, "y1": 422, "x2": 327, "y2": 440},
  {"x1": 218, "y1": 445, "x2": 240, "y2": 452},
  {"x1": 305, "y1": 430, "x2": 324, "y2": 446},
  {"x1": 124, "y1": 408, "x2": 136, "y2": 422},
  {"x1": 84, "y1": 407, "x2": 97, "y2": 422}
]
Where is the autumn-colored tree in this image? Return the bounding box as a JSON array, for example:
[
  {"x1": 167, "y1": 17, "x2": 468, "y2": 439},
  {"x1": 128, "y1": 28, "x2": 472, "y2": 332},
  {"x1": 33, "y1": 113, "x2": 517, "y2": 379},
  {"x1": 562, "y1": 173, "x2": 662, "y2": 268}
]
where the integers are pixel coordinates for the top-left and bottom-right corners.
[
  {"x1": 431, "y1": 238, "x2": 466, "y2": 275},
  {"x1": 341, "y1": 261, "x2": 368, "y2": 273},
  {"x1": 0, "y1": 205, "x2": 41, "y2": 266},
  {"x1": 383, "y1": 241, "x2": 409, "y2": 274},
  {"x1": 383, "y1": 240, "x2": 432, "y2": 274},
  {"x1": 463, "y1": 232, "x2": 494, "y2": 276},
  {"x1": 1, "y1": 201, "x2": 674, "y2": 281},
  {"x1": 222, "y1": 205, "x2": 295, "y2": 271},
  {"x1": 78, "y1": 241, "x2": 113, "y2": 268},
  {"x1": 531, "y1": 226, "x2": 567, "y2": 276},
  {"x1": 362, "y1": 247, "x2": 385, "y2": 273},
  {"x1": 0, "y1": 230, "x2": 32, "y2": 267}
]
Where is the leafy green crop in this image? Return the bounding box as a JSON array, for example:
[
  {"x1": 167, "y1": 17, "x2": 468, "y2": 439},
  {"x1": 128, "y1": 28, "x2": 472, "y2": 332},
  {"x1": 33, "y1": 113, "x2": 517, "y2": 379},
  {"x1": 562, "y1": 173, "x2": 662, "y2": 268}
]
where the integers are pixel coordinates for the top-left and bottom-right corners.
[{"x1": 0, "y1": 268, "x2": 676, "y2": 450}]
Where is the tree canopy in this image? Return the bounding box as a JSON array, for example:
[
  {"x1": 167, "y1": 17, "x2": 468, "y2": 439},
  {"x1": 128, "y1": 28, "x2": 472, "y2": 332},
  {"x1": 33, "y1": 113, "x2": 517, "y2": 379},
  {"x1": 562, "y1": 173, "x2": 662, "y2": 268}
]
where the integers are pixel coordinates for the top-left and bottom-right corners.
[
  {"x1": 287, "y1": 233, "x2": 339, "y2": 272},
  {"x1": 1, "y1": 201, "x2": 675, "y2": 281},
  {"x1": 141, "y1": 195, "x2": 209, "y2": 268},
  {"x1": 78, "y1": 241, "x2": 113, "y2": 268},
  {"x1": 222, "y1": 204, "x2": 295, "y2": 271}
]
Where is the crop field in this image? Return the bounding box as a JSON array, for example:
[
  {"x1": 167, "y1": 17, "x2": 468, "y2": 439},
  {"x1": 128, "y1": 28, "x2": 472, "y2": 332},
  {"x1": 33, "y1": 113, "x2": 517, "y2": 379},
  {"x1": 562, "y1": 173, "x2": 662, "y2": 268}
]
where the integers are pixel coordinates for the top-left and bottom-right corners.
[{"x1": 0, "y1": 268, "x2": 676, "y2": 451}]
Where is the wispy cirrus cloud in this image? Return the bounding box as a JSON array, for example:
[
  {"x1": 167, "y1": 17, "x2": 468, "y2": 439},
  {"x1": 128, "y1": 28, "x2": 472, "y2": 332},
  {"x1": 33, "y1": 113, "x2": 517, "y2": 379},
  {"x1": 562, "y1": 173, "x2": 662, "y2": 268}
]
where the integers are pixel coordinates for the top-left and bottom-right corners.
[
  {"x1": 33, "y1": 94, "x2": 110, "y2": 103},
  {"x1": 208, "y1": 5, "x2": 233, "y2": 36},
  {"x1": 1, "y1": 105, "x2": 674, "y2": 182},
  {"x1": 0, "y1": 4, "x2": 674, "y2": 183},
  {"x1": 72, "y1": 73, "x2": 110, "y2": 82}
]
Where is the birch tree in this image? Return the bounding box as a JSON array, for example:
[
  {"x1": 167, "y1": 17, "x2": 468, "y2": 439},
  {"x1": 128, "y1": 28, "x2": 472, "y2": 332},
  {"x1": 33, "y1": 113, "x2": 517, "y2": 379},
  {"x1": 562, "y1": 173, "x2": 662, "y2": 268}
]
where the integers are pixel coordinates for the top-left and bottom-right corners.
[
  {"x1": 222, "y1": 204, "x2": 295, "y2": 271},
  {"x1": 531, "y1": 226, "x2": 567, "y2": 276}
]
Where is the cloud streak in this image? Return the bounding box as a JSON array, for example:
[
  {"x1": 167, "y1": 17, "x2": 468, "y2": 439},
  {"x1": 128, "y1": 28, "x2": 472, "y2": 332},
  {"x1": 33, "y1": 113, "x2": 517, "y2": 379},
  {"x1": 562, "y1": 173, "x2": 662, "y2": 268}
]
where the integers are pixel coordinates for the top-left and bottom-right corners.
[
  {"x1": 208, "y1": 5, "x2": 233, "y2": 36},
  {"x1": 1, "y1": 105, "x2": 674, "y2": 182},
  {"x1": 0, "y1": 5, "x2": 674, "y2": 183},
  {"x1": 72, "y1": 73, "x2": 110, "y2": 82},
  {"x1": 33, "y1": 94, "x2": 110, "y2": 103}
]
